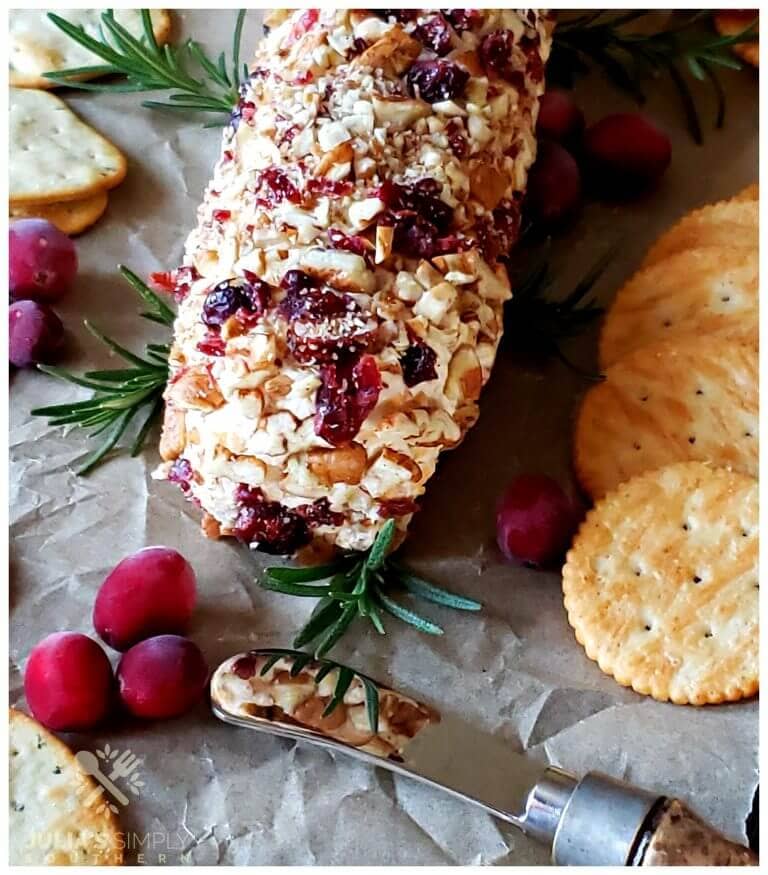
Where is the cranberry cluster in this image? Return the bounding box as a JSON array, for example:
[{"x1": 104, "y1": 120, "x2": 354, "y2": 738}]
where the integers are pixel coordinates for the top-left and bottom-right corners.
[
  {"x1": 201, "y1": 277, "x2": 271, "y2": 328},
  {"x1": 375, "y1": 178, "x2": 459, "y2": 259},
  {"x1": 232, "y1": 486, "x2": 343, "y2": 554},
  {"x1": 278, "y1": 270, "x2": 376, "y2": 365},
  {"x1": 315, "y1": 355, "x2": 381, "y2": 446},
  {"x1": 254, "y1": 167, "x2": 302, "y2": 208},
  {"x1": 407, "y1": 59, "x2": 469, "y2": 103}
]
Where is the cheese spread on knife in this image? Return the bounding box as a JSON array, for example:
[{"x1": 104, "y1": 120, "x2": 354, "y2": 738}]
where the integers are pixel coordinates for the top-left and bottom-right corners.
[{"x1": 155, "y1": 9, "x2": 553, "y2": 554}]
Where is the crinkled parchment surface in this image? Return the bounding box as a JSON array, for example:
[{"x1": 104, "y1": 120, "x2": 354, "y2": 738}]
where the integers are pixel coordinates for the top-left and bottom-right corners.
[{"x1": 9, "y1": 10, "x2": 758, "y2": 865}]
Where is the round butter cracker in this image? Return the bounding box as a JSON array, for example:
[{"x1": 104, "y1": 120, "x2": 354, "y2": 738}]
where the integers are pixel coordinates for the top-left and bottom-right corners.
[
  {"x1": 563, "y1": 462, "x2": 758, "y2": 705},
  {"x1": 641, "y1": 199, "x2": 758, "y2": 269},
  {"x1": 10, "y1": 88, "x2": 127, "y2": 205},
  {"x1": 575, "y1": 334, "x2": 758, "y2": 500},
  {"x1": 9, "y1": 708, "x2": 123, "y2": 865},
  {"x1": 600, "y1": 246, "x2": 758, "y2": 367},
  {"x1": 10, "y1": 191, "x2": 108, "y2": 236}
]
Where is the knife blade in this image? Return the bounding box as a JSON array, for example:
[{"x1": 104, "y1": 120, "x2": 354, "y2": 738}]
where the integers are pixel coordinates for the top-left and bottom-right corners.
[{"x1": 211, "y1": 649, "x2": 756, "y2": 866}]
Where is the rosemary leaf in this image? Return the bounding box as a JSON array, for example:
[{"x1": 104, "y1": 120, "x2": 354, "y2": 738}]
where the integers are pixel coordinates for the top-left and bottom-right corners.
[
  {"x1": 292, "y1": 599, "x2": 343, "y2": 649},
  {"x1": 393, "y1": 566, "x2": 482, "y2": 611},
  {"x1": 362, "y1": 678, "x2": 380, "y2": 733},
  {"x1": 314, "y1": 604, "x2": 358, "y2": 659},
  {"x1": 322, "y1": 666, "x2": 354, "y2": 718},
  {"x1": 366, "y1": 519, "x2": 396, "y2": 571},
  {"x1": 265, "y1": 561, "x2": 353, "y2": 584},
  {"x1": 374, "y1": 589, "x2": 444, "y2": 636}
]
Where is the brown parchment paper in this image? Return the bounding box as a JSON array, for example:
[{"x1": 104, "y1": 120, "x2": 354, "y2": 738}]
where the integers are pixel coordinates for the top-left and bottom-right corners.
[{"x1": 9, "y1": 9, "x2": 758, "y2": 865}]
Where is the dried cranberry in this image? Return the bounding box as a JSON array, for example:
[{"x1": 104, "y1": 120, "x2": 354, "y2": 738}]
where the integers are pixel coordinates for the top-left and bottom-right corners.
[
  {"x1": 150, "y1": 265, "x2": 199, "y2": 302},
  {"x1": 400, "y1": 340, "x2": 438, "y2": 386},
  {"x1": 402, "y1": 179, "x2": 453, "y2": 232},
  {"x1": 306, "y1": 178, "x2": 354, "y2": 198},
  {"x1": 168, "y1": 458, "x2": 193, "y2": 493},
  {"x1": 286, "y1": 8, "x2": 319, "y2": 45},
  {"x1": 445, "y1": 119, "x2": 468, "y2": 158},
  {"x1": 520, "y1": 34, "x2": 544, "y2": 83},
  {"x1": 377, "y1": 10, "x2": 419, "y2": 22},
  {"x1": 445, "y1": 9, "x2": 483, "y2": 32},
  {"x1": 479, "y1": 30, "x2": 527, "y2": 85},
  {"x1": 388, "y1": 213, "x2": 439, "y2": 259},
  {"x1": 212, "y1": 209, "x2": 231, "y2": 222},
  {"x1": 378, "y1": 497, "x2": 419, "y2": 518},
  {"x1": 296, "y1": 497, "x2": 344, "y2": 528},
  {"x1": 232, "y1": 654, "x2": 258, "y2": 679},
  {"x1": 476, "y1": 198, "x2": 522, "y2": 261},
  {"x1": 255, "y1": 167, "x2": 301, "y2": 208},
  {"x1": 197, "y1": 333, "x2": 226, "y2": 357},
  {"x1": 351, "y1": 37, "x2": 368, "y2": 55},
  {"x1": 279, "y1": 283, "x2": 348, "y2": 321},
  {"x1": 375, "y1": 178, "x2": 453, "y2": 256},
  {"x1": 328, "y1": 228, "x2": 372, "y2": 261},
  {"x1": 406, "y1": 59, "x2": 469, "y2": 103},
  {"x1": 202, "y1": 278, "x2": 269, "y2": 327},
  {"x1": 233, "y1": 485, "x2": 311, "y2": 554},
  {"x1": 280, "y1": 269, "x2": 318, "y2": 296},
  {"x1": 222, "y1": 150, "x2": 234, "y2": 163},
  {"x1": 230, "y1": 99, "x2": 255, "y2": 130},
  {"x1": 415, "y1": 13, "x2": 453, "y2": 56},
  {"x1": 315, "y1": 355, "x2": 381, "y2": 446}
]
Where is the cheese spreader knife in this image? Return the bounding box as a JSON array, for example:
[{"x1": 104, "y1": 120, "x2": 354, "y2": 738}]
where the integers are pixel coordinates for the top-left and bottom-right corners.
[{"x1": 211, "y1": 649, "x2": 756, "y2": 866}]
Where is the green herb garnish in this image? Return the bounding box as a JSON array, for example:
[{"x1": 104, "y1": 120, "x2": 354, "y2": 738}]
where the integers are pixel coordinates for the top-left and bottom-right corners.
[
  {"x1": 253, "y1": 647, "x2": 381, "y2": 732},
  {"x1": 31, "y1": 267, "x2": 174, "y2": 475},
  {"x1": 44, "y1": 9, "x2": 247, "y2": 122},
  {"x1": 259, "y1": 520, "x2": 482, "y2": 658},
  {"x1": 550, "y1": 11, "x2": 758, "y2": 144}
]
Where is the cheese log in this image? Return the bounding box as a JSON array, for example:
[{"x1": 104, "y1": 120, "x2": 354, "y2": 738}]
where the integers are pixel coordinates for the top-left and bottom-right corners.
[{"x1": 156, "y1": 9, "x2": 553, "y2": 554}]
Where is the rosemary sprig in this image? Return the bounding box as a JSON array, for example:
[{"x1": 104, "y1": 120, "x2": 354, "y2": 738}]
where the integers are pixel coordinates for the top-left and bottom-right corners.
[
  {"x1": 44, "y1": 9, "x2": 247, "y2": 121},
  {"x1": 252, "y1": 648, "x2": 381, "y2": 732},
  {"x1": 504, "y1": 246, "x2": 608, "y2": 378},
  {"x1": 259, "y1": 520, "x2": 482, "y2": 658},
  {"x1": 550, "y1": 11, "x2": 758, "y2": 144},
  {"x1": 30, "y1": 267, "x2": 175, "y2": 475}
]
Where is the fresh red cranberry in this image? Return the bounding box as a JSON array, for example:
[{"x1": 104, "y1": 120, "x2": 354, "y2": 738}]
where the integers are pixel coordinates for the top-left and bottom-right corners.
[
  {"x1": 400, "y1": 340, "x2": 438, "y2": 386},
  {"x1": 407, "y1": 60, "x2": 470, "y2": 103},
  {"x1": 306, "y1": 178, "x2": 354, "y2": 198},
  {"x1": 168, "y1": 458, "x2": 193, "y2": 492},
  {"x1": 536, "y1": 90, "x2": 585, "y2": 145},
  {"x1": 525, "y1": 140, "x2": 582, "y2": 229},
  {"x1": 446, "y1": 119, "x2": 468, "y2": 158},
  {"x1": 233, "y1": 486, "x2": 311, "y2": 554},
  {"x1": 379, "y1": 497, "x2": 419, "y2": 518},
  {"x1": 415, "y1": 13, "x2": 453, "y2": 55},
  {"x1": 255, "y1": 167, "x2": 301, "y2": 207},
  {"x1": 9, "y1": 301, "x2": 64, "y2": 368},
  {"x1": 496, "y1": 474, "x2": 577, "y2": 567},
  {"x1": 315, "y1": 354, "x2": 381, "y2": 446},
  {"x1": 296, "y1": 497, "x2": 344, "y2": 527},
  {"x1": 445, "y1": 9, "x2": 483, "y2": 32}
]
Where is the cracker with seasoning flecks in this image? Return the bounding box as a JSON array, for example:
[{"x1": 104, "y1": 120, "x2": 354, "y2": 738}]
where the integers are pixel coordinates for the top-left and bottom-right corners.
[
  {"x1": 562, "y1": 462, "x2": 758, "y2": 705},
  {"x1": 599, "y1": 246, "x2": 758, "y2": 367},
  {"x1": 575, "y1": 333, "x2": 758, "y2": 500},
  {"x1": 10, "y1": 88, "x2": 127, "y2": 206},
  {"x1": 9, "y1": 708, "x2": 123, "y2": 865},
  {"x1": 9, "y1": 8, "x2": 172, "y2": 90}
]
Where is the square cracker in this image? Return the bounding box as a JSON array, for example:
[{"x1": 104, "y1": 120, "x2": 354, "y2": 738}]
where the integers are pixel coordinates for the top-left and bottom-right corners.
[
  {"x1": 10, "y1": 88, "x2": 127, "y2": 205},
  {"x1": 10, "y1": 9, "x2": 172, "y2": 89},
  {"x1": 562, "y1": 462, "x2": 758, "y2": 705},
  {"x1": 10, "y1": 191, "x2": 108, "y2": 236},
  {"x1": 9, "y1": 708, "x2": 123, "y2": 865}
]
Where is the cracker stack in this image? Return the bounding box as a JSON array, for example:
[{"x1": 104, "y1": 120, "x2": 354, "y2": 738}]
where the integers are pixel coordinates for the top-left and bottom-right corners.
[{"x1": 566, "y1": 186, "x2": 759, "y2": 705}]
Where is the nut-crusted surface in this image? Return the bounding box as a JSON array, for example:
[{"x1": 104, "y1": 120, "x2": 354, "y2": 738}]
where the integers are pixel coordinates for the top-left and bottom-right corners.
[
  {"x1": 156, "y1": 9, "x2": 552, "y2": 554},
  {"x1": 562, "y1": 462, "x2": 759, "y2": 705},
  {"x1": 211, "y1": 652, "x2": 437, "y2": 759}
]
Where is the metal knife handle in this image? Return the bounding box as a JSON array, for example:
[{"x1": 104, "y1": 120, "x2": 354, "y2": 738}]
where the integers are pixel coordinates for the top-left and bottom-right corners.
[{"x1": 633, "y1": 798, "x2": 758, "y2": 866}]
